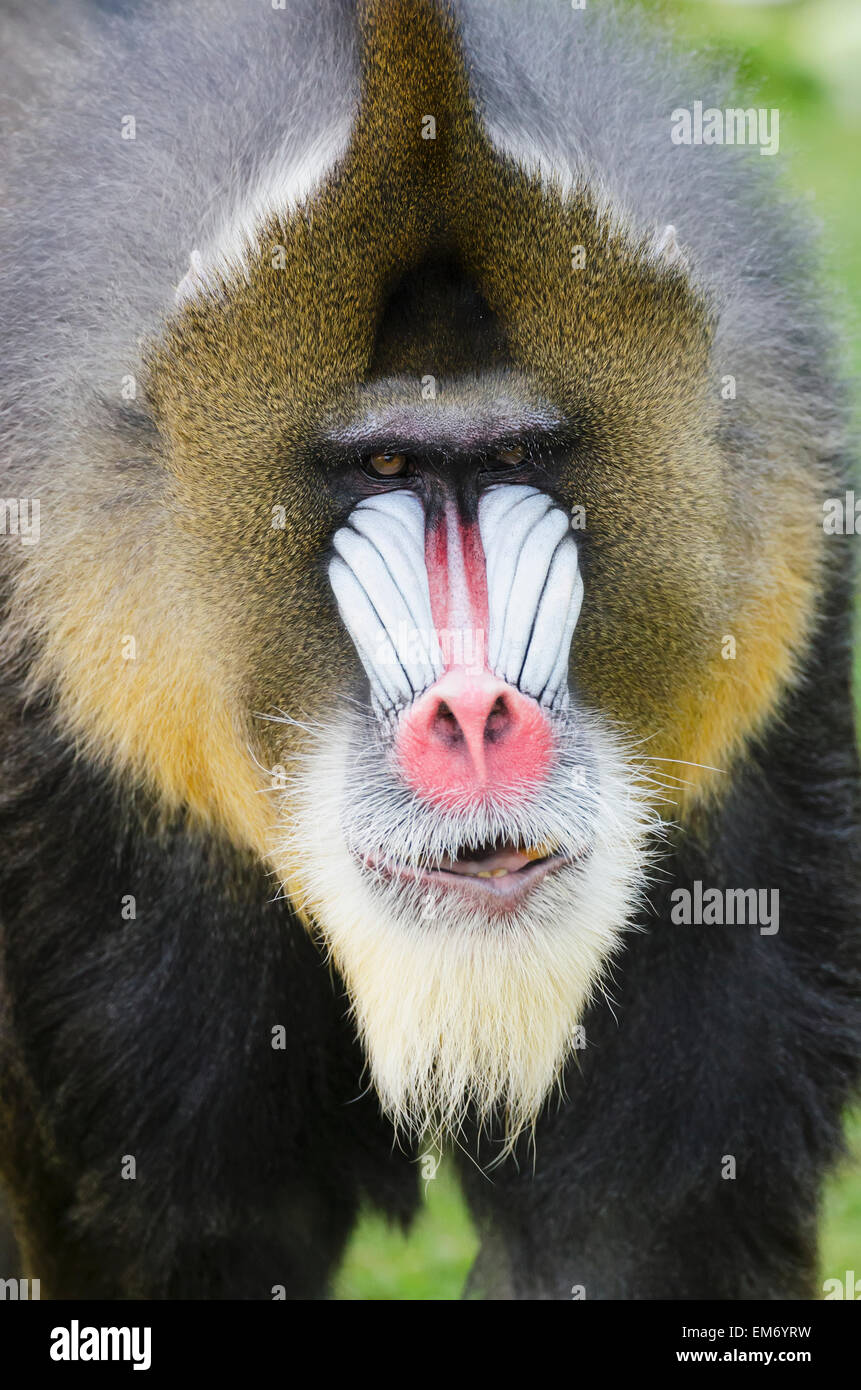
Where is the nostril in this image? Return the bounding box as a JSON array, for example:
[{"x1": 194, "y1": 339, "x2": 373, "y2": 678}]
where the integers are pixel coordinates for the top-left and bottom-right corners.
[
  {"x1": 433, "y1": 699, "x2": 464, "y2": 746},
  {"x1": 396, "y1": 669, "x2": 554, "y2": 809},
  {"x1": 430, "y1": 692, "x2": 514, "y2": 749},
  {"x1": 484, "y1": 695, "x2": 509, "y2": 744}
]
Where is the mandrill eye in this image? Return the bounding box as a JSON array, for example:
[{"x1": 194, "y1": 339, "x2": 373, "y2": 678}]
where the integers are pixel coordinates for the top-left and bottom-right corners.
[
  {"x1": 495, "y1": 444, "x2": 527, "y2": 468},
  {"x1": 366, "y1": 451, "x2": 409, "y2": 479}
]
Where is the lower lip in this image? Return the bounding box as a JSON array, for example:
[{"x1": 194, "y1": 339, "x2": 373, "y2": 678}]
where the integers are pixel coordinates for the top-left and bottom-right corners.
[{"x1": 359, "y1": 851, "x2": 571, "y2": 907}]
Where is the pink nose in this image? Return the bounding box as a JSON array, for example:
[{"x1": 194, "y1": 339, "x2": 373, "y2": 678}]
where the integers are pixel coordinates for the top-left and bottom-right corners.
[{"x1": 395, "y1": 669, "x2": 554, "y2": 810}]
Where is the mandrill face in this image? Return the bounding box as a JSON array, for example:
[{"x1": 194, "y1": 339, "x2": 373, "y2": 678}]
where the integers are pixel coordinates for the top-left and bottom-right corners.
[
  {"x1": 281, "y1": 371, "x2": 659, "y2": 1143},
  {"x1": 16, "y1": 2, "x2": 822, "y2": 1148}
]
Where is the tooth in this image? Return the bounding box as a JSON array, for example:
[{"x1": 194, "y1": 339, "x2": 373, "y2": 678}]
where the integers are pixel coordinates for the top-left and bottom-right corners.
[
  {"x1": 491, "y1": 868, "x2": 509, "y2": 878},
  {"x1": 477, "y1": 870, "x2": 493, "y2": 878}
]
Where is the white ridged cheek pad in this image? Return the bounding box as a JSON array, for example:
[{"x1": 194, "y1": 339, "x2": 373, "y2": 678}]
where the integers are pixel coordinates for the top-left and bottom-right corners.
[
  {"x1": 478, "y1": 484, "x2": 584, "y2": 712},
  {"x1": 328, "y1": 485, "x2": 584, "y2": 716},
  {"x1": 328, "y1": 492, "x2": 444, "y2": 716}
]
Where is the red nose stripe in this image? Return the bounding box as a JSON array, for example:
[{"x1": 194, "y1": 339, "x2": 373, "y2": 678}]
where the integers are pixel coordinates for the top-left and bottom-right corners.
[
  {"x1": 396, "y1": 501, "x2": 553, "y2": 809},
  {"x1": 425, "y1": 502, "x2": 488, "y2": 670}
]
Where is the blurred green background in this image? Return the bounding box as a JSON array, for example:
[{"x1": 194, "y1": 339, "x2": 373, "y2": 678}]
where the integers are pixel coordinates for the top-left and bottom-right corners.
[{"x1": 335, "y1": 0, "x2": 861, "y2": 1300}]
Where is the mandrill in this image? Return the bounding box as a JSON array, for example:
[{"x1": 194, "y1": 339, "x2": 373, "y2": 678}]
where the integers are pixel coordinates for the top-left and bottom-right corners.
[{"x1": 0, "y1": 0, "x2": 859, "y2": 1300}]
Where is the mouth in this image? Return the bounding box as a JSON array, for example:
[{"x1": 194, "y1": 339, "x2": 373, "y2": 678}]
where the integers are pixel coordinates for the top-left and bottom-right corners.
[{"x1": 360, "y1": 836, "x2": 576, "y2": 906}]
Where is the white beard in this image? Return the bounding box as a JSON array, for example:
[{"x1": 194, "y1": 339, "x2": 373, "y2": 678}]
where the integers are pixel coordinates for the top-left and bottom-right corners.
[{"x1": 273, "y1": 711, "x2": 660, "y2": 1152}]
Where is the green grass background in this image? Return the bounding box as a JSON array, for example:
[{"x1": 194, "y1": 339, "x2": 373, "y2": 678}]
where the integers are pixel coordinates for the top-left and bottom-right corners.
[{"x1": 335, "y1": 0, "x2": 861, "y2": 1299}]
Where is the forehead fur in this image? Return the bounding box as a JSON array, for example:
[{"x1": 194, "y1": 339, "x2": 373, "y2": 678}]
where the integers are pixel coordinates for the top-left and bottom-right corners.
[{"x1": 150, "y1": 0, "x2": 713, "y2": 442}]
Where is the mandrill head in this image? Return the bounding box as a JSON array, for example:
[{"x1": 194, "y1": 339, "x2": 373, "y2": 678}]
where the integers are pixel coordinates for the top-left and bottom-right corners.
[
  {"x1": 287, "y1": 398, "x2": 658, "y2": 1146},
  {"x1": 11, "y1": 0, "x2": 823, "y2": 1148}
]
